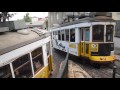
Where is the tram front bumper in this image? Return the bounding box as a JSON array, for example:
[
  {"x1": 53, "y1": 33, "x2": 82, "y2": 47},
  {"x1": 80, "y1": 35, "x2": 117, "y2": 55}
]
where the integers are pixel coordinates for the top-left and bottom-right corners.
[{"x1": 89, "y1": 55, "x2": 116, "y2": 63}]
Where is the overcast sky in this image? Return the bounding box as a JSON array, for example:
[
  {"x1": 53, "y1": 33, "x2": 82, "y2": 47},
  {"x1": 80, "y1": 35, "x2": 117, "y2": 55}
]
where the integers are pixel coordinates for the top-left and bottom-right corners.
[{"x1": 9, "y1": 12, "x2": 48, "y2": 20}]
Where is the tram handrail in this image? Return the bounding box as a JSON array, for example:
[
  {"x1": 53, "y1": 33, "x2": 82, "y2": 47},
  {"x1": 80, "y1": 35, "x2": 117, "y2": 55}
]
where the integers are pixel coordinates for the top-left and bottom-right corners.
[{"x1": 56, "y1": 51, "x2": 69, "y2": 78}]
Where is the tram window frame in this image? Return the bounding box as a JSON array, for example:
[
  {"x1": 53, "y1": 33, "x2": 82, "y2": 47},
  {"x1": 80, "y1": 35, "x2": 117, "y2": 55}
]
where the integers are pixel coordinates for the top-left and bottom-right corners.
[
  {"x1": 0, "y1": 64, "x2": 12, "y2": 78},
  {"x1": 70, "y1": 28, "x2": 75, "y2": 42},
  {"x1": 106, "y1": 25, "x2": 114, "y2": 42},
  {"x1": 56, "y1": 31, "x2": 58, "y2": 40},
  {"x1": 46, "y1": 41, "x2": 51, "y2": 56},
  {"x1": 58, "y1": 30, "x2": 61, "y2": 40},
  {"x1": 65, "y1": 29, "x2": 69, "y2": 41},
  {"x1": 31, "y1": 47, "x2": 44, "y2": 74},
  {"x1": 61, "y1": 30, "x2": 65, "y2": 41},
  {"x1": 80, "y1": 28, "x2": 84, "y2": 41},
  {"x1": 12, "y1": 54, "x2": 33, "y2": 78},
  {"x1": 92, "y1": 25, "x2": 104, "y2": 42}
]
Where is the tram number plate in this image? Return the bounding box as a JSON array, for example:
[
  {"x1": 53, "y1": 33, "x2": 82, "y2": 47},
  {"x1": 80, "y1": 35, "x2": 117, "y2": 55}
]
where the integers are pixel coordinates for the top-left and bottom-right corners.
[{"x1": 69, "y1": 44, "x2": 76, "y2": 48}]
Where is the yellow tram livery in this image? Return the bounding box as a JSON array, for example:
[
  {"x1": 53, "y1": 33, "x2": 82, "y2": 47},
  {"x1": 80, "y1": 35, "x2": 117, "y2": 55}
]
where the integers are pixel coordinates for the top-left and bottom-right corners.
[
  {"x1": 0, "y1": 29, "x2": 53, "y2": 78},
  {"x1": 50, "y1": 16, "x2": 116, "y2": 64}
]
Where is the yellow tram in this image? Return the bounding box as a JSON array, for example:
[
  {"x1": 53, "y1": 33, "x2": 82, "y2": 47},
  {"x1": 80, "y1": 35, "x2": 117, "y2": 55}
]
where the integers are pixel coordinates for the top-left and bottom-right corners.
[
  {"x1": 0, "y1": 29, "x2": 53, "y2": 78},
  {"x1": 50, "y1": 16, "x2": 116, "y2": 64}
]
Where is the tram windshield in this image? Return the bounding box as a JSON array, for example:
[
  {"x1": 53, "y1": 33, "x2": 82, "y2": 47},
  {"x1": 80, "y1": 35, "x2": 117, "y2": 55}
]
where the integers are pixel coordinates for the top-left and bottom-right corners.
[
  {"x1": 92, "y1": 25, "x2": 104, "y2": 42},
  {"x1": 106, "y1": 25, "x2": 114, "y2": 42}
]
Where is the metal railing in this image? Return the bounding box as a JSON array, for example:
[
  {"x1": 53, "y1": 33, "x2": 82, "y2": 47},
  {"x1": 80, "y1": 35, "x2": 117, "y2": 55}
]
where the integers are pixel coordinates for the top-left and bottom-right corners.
[
  {"x1": 112, "y1": 59, "x2": 120, "y2": 78},
  {"x1": 112, "y1": 65, "x2": 120, "y2": 78},
  {"x1": 56, "y1": 52, "x2": 69, "y2": 78}
]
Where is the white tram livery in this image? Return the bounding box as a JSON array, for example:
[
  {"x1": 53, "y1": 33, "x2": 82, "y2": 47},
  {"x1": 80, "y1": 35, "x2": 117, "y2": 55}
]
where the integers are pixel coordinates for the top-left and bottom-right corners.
[
  {"x1": 50, "y1": 16, "x2": 116, "y2": 63},
  {"x1": 0, "y1": 29, "x2": 53, "y2": 78}
]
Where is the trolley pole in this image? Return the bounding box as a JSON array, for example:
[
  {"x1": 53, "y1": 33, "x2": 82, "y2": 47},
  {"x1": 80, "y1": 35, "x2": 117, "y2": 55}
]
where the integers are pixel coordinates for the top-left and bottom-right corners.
[{"x1": 113, "y1": 65, "x2": 117, "y2": 78}]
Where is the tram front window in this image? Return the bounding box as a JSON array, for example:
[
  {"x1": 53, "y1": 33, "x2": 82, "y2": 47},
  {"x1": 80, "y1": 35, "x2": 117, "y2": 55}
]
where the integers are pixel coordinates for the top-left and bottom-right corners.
[
  {"x1": 0, "y1": 64, "x2": 12, "y2": 78},
  {"x1": 92, "y1": 25, "x2": 104, "y2": 42},
  {"x1": 106, "y1": 25, "x2": 114, "y2": 42},
  {"x1": 13, "y1": 54, "x2": 33, "y2": 78}
]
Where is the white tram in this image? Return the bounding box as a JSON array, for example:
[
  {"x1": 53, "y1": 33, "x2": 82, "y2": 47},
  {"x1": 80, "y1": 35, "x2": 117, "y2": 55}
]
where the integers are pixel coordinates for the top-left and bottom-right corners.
[
  {"x1": 0, "y1": 29, "x2": 53, "y2": 78},
  {"x1": 50, "y1": 16, "x2": 116, "y2": 64}
]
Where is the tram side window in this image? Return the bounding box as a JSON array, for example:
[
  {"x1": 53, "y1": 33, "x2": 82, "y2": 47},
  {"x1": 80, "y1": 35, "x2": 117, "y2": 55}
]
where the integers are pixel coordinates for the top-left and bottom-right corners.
[
  {"x1": 31, "y1": 47, "x2": 44, "y2": 74},
  {"x1": 58, "y1": 31, "x2": 61, "y2": 40},
  {"x1": 46, "y1": 42, "x2": 51, "y2": 56},
  {"x1": 85, "y1": 28, "x2": 90, "y2": 41},
  {"x1": 55, "y1": 31, "x2": 57, "y2": 36},
  {"x1": 0, "y1": 64, "x2": 12, "y2": 78},
  {"x1": 65, "y1": 29, "x2": 69, "y2": 41},
  {"x1": 70, "y1": 29, "x2": 75, "y2": 42},
  {"x1": 92, "y1": 25, "x2": 104, "y2": 42},
  {"x1": 61, "y1": 30, "x2": 65, "y2": 41},
  {"x1": 12, "y1": 54, "x2": 32, "y2": 78},
  {"x1": 106, "y1": 25, "x2": 114, "y2": 42}
]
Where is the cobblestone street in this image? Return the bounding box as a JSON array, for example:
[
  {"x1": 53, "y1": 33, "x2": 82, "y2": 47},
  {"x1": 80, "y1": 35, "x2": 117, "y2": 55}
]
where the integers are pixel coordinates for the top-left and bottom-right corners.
[
  {"x1": 50, "y1": 37, "x2": 120, "y2": 78},
  {"x1": 51, "y1": 48, "x2": 120, "y2": 78}
]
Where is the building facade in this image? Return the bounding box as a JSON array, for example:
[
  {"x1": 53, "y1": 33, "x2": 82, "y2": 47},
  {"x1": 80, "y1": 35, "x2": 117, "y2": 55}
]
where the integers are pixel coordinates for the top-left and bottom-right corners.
[
  {"x1": 48, "y1": 12, "x2": 112, "y2": 30},
  {"x1": 112, "y1": 12, "x2": 120, "y2": 37},
  {"x1": 48, "y1": 12, "x2": 85, "y2": 29}
]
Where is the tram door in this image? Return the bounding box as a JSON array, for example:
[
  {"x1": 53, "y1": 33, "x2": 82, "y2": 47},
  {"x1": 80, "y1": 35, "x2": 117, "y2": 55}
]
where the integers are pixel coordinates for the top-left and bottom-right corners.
[
  {"x1": 80, "y1": 28, "x2": 85, "y2": 56},
  {"x1": 80, "y1": 27, "x2": 90, "y2": 57}
]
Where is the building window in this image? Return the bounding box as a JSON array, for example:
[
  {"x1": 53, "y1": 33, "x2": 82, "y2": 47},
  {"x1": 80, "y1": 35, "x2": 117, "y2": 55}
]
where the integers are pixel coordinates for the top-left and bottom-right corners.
[
  {"x1": 51, "y1": 15, "x2": 53, "y2": 21},
  {"x1": 61, "y1": 30, "x2": 65, "y2": 41},
  {"x1": 13, "y1": 54, "x2": 32, "y2": 78},
  {"x1": 31, "y1": 47, "x2": 44, "y2": 74},
  {"x1": 0, "y1": 64, "x2": 12, "y2": 78},
  {"x1": 92, "y1": 25, "x2": 104, "y2": 42},
  {"x1": 58, "y1": 31, "x2": 61, "y2": 40},
  {"x1": 46, "y1": 42, "x2": 51, "y2": 56},
  {"x1": 106, "y1": 25, "x2": 114, "y2": 42},
  {"x1": 65, "y1": 29, "x2": 69, "y2": 41},
  {"x1": 70, "y1": 29, "x2": 75, "y2": 42}
]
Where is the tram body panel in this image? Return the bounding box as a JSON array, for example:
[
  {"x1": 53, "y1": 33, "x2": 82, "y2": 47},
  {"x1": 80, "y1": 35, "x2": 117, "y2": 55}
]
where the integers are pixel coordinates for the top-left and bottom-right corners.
[
  {"x1": 33, "y1": 66, "x2": 49, "y2": 78},
  {"x1": 0, "y1": 29, "x2": 53, "y2": 78},
  {"x1": 0, "y1": 36, "x2": 51, "y2": 67}
]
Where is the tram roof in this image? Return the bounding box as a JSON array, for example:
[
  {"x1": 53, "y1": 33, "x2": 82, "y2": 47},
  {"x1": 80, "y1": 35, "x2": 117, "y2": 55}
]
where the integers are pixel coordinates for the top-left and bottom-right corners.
[
  {"x1": 51, "y1": 16, "x2": 116, "y2": 29},
  {"x1": 0, "y1": 28, "x2": 50, "y2": 55}
]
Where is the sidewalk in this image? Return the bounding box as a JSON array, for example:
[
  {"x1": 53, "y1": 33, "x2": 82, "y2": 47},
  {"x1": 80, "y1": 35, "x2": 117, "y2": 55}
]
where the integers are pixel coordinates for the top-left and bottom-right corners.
[{"x1": 68, "y1": 60, "x2": 92, "y2": 78}]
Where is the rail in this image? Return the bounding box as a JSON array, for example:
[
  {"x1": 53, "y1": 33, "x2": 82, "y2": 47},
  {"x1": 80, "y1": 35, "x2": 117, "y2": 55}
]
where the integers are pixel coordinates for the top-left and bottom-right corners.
[{"x1": 56, "y1": 51, "x2": 69, "y2": 78}]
